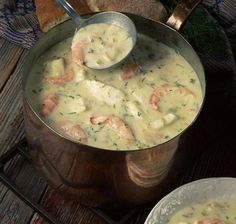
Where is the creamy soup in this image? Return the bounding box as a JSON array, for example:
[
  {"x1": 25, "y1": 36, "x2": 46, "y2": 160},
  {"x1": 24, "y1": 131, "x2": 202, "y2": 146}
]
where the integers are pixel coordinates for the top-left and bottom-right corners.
[
  {"x1": 27, "y1": 34, "x2": 203, "y2": 150},
  {"x1": 72, "y1": 23, "x2": 133, "y2": 69},
  {"x1": 168, "y1": 201, "x2": 236, "y2": 224}
]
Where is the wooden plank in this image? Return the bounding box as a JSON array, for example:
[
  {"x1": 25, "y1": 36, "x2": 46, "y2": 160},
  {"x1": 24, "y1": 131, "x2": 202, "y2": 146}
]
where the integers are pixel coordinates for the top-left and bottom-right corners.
[
  {"x1": 0, "y1": 157, "x2": 47, "y2": 224},
  {"x1": 0, "y1": 48, "x2": 27, "y2": 155},
  {"x1": 0, "y1": 38, "x2": 24, "y2": 91},
  {"x1": 0, "y1": 40, "x2": 47, "y2": 224},
  {"x1": 30, "y1": 188, "x2": 104, "y2": 224}
]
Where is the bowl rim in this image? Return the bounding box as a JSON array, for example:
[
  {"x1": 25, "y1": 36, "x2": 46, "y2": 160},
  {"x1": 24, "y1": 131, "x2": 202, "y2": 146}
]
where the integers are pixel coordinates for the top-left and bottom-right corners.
[{"x1": 144, "y1": 177, "x2": 236, "y2": 224}]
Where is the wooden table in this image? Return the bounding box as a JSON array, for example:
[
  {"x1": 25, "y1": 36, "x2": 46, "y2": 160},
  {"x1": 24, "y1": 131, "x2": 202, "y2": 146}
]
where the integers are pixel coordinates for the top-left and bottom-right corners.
[{"x1": 0, "y1": 36, "x2": 236, "y2": 224}]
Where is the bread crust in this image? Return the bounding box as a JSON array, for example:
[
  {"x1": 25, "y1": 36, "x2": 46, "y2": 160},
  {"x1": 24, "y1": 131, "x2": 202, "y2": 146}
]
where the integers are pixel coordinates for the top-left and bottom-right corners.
[
  {"x1": 35, "y1": 0, "x2": 92, "y2": 32},
  {"x1": 86, "y1": 0, "x2": 167, "y2": 22},
  {"x1": 35, "y1": 0, "x2": 167, "y2": 32}
]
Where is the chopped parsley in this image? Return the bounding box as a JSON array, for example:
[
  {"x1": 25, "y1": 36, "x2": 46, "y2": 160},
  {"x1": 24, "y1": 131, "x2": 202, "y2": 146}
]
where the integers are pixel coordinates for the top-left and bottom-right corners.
[
  {"x1": 176, "y1": 63, "x2": 184, "y2": 68},
  {"x1": 32, "y1": 88, "x2": 44, "y2": 94},
  {"x1": 88, "y1": 49, "x2": 95, "y2": 53},
  {"x1": 174, "y1": 81, "x2": 185, "y2": 87},
  {"x1": 68, "y1": 112, "x2": 76, "y2": 115},
  {"x1": 141, "y1": 77, "x2": 146, "y2": 82},
  {"x1": 182, "y1": 212, "x2": 193, "y2": 218}
]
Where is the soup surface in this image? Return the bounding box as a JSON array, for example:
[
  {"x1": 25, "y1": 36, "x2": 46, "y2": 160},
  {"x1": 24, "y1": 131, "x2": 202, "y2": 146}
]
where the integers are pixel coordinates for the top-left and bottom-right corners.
[
  {"x1": 27, "y1": 33, "x2": 203, "y2": 150},
  {"x1": 168, "y1": 201, "x2": 236, "y2": 224},
  {"x1": 72, "y1": 23, "x2": 133, "y2": 69}
]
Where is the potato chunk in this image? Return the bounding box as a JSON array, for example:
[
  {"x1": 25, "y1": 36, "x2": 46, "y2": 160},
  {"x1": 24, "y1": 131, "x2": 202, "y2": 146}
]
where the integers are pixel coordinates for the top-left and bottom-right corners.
[
  {"x1": 163, "y1": 113, "x2": 177, "y2": 125},
  {"x1": 67, "y1": 98, "x2": 86, "y2": 114},
  {"x1": 47, "y1": 58, "x2": 65, "y2": 76},
  {"x1": 151, "y1": 113, "x2": 177, "y2": 130},
  {"x1": 125, "y1": 102, "x2": 142, "y2": 119},
  {"x1": 150, "y1": 118, "x2": 165, "y2": 130}
]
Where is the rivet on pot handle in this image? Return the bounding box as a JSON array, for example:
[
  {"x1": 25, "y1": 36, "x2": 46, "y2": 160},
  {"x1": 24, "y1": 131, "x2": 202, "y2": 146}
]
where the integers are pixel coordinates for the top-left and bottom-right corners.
[{"x1": 166, "y1": 0, "x2": 202, "y2": 31}]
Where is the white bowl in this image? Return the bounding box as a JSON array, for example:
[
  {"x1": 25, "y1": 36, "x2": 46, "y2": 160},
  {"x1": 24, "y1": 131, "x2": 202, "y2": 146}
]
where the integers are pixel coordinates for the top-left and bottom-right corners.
[{"x1": 145, "y1": 177, "x2": 236, "y2": 224}]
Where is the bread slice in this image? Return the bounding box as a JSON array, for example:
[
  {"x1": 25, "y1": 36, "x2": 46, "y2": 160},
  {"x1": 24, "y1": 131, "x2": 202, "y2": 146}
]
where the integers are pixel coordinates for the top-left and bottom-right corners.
[
  {"x1": 35, "y1": 0, "x2": 167, "y2": 32},
  {"x1": 35, "y1": 0, "x2": 92, "y2": 32},
  {"x1": 86, "y1": 0, "x2": 167, "y2": 22}
]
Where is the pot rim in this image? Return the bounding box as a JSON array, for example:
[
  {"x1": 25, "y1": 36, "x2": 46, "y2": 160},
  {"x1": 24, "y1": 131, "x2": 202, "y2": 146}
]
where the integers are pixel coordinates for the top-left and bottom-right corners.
[{"x1": 22, "y1": 12, "x2": 206, "y2": 153}]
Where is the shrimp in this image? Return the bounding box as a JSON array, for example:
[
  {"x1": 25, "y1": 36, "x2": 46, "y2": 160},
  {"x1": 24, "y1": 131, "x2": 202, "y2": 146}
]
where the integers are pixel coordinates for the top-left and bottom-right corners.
[
  {"x1": 71, "y1": 41, "x2": 88, "y2": 68},
  {"x1": 197, "y1": 218, "x2": 225, "y2": 224},
  {"x1": 41, "y1": 93, "x2": 59, "y2": 117},
  {"x1": 149, "y1": 83, "x2": 195, "y2": 112},
  {"x1": 44, "y1": 69, "x2": 74, "y2": 86},
  {"x1": 58, "y1": 121, "x2": 88, "y2": 143},
  {"x1": 90, "y1": 116, "x2": 108, "y2": 125},
  {"x1": 121, "y1": 63, "x2": 142, "y2": 80},
  {"x1": 90, "y1": 115, "x2": 135, "y2": 144}
]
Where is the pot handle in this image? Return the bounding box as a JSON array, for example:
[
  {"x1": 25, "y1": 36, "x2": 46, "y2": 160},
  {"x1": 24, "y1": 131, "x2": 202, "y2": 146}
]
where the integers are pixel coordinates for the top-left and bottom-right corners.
[{"x1": 166, "y1": 0, "x2": 202, "y2": 31}]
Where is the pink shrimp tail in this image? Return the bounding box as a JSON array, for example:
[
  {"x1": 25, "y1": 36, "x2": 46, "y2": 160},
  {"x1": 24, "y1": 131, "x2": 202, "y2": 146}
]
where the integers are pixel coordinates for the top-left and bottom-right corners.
[
  {"x1": 72, "y1": 42, "x2": 88, "y2": 68},
  {"x1": 107, "y1": 116, "x2": 135, "y2": 144},
  {"x1": 90, "y1": 115, "x2": 135, "y2": 144},
  {"x1": 197, "y1": 218, "x2": 225, "y2": 224},
  {"x1": 90, "y1": 116, "x2": 108, "y2": 125},
  {"x1": 58, "y1": 121, "x2": 88, "y2": 143},
  {"x1": 41, "y1": 93, "x2": 59, "y2": 117},
  {"x1": 149, "y1": 89, "x2": 164, "y2": 111},
  {"x1": 121, "y1": 63, "x2": 142, "y2": 80},
  {"x1": 44, "y1": 70, "x2": 74, "y2": 86},
  {"x1": 69, "y1": 124, "x2": 88, "y2": 143}
]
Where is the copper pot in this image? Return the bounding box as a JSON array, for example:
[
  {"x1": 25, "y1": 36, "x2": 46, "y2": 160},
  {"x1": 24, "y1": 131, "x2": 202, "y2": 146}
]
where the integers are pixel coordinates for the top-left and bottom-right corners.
[{"x1": 22, "y1": 0, "x2": 205, "y2": 208}]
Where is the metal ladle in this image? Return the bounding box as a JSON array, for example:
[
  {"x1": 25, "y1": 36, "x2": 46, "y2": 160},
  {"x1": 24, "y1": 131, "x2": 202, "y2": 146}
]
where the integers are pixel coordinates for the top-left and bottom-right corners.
[{"x1": 55, "y1": 0, "x2": 137, "y2": 69}]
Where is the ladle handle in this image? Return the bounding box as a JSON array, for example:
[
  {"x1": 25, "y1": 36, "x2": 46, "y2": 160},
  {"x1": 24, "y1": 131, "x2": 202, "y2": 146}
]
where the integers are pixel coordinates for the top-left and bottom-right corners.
[
  {"x1": 55, "y1": 0, "x2": 82, "y2": 25},
  {"x1": 166, "y1": 0, "x2": 202, "y2": 31}
]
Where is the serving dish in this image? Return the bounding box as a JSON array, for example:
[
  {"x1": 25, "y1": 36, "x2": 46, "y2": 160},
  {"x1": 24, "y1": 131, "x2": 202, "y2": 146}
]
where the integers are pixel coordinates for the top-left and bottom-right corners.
[
  {"x1": 145, "y1": 177, "x2": 236, "y2": 224},
  {"x1": 22, "y1": 0, "x2": 205, "y2": 208}
]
